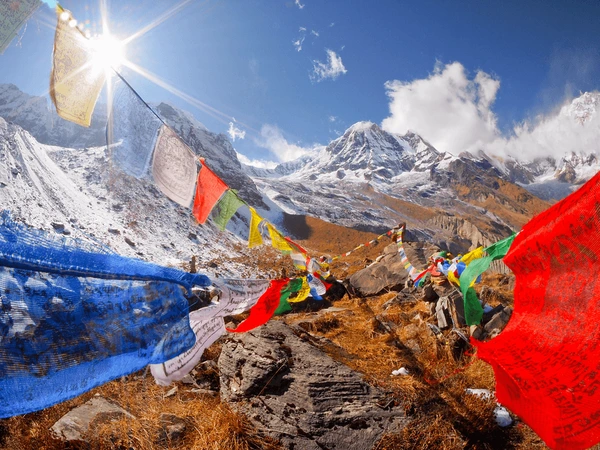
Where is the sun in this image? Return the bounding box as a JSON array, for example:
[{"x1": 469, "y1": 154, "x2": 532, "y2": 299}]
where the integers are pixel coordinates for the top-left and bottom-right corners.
[{"x1": 89, "y1": 34, "x2": 126, "y2": 74}]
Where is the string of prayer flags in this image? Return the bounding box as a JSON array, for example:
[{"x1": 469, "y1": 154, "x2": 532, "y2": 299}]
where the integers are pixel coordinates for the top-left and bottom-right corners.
[
  {"x1": 50, "y1": 6, "x2": 106, "y2": 127},
  {"x1": 227, "y1": 279, "x2": 290, "y2": 333},
  {"x1": 267, "y1": 223, "x2": 293, "y2": 254},
  {"x1": 474, "y1": 171, "x2": 600, "y2": 450},
  {"x1": 107, "y1": 79, "x2": 161, "y2": 178},
  {"x1": 0, "y1": 0, "x2": 41, "y2": 54},
  {"x1": 248, "y1": 207, "x2": 264, "y2": 248},
  {"x1": 330, "y1": 228, "x2": 394, "y2": 261},
  {"x1": 274, "y1": 277, "x2": 304, "y2": 315},
  {"x1": 151, "y1": 278, "x2": 270, "y2": 385},
  {"x1": 212, "y1": 189, "x2": 245, "y2": 231},
  {"x1": 459, "y1": 234, "x2": 516, "y2": 325},
  {"x1": 193, "y1": 162, "x2": 228, "y2": 224},
  {"x1": 152, "y1": 125, "x2": 197, "y2": 208},
  {"x1": 396, "y1": 226, "x2": 422, "y2": 281}
]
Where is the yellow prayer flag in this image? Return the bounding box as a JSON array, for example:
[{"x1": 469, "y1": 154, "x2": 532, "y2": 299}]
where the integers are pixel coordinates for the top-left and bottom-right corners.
[
  {"x1": 447, "y1": 270, "x2": 461, "y2": 287},
  {"x1": 248, "y1": 207, "x2": 263, "y2": 249},
  {"x1": 459, "y1": 247, "x2": 485, "y2": 266},
  {"x1": 50, "y1": 7, "x2": 105, "y2": 127},
  {"x1": 267, "y1": 223, "x2": 292, "y2": 253},
  {"x1": 287, "y1": 277, "x2": 311, "y2": 303}
]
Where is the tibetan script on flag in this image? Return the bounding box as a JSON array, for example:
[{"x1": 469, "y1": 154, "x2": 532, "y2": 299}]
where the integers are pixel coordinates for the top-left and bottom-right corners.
[{"x1": 475, "y1": 171, "x2": 600, "y2": 450}]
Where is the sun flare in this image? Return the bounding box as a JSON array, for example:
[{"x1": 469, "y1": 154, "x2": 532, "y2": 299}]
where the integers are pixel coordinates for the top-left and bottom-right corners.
[{"x1": 90, "y1": 34, "x2": 126, "y2": 74}]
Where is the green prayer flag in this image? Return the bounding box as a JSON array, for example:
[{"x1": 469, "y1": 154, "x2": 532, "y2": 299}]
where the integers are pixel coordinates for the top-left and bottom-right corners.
[
  {"x1": 212, "y1": 190, "x2": 245, "y2": 231},
  {"x1": 0, "y1": 0, "x2": 42, "y2": 54},
  {"x1": 460, "y1": 234, "x2": 517, "y2": 325},
  {"x1": 274, "y1": 278, "x2": 303, "y2": 315}
]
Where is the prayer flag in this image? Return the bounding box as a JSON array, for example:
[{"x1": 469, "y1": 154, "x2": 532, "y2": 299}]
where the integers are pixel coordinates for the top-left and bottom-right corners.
[
  {"x1": 0, "y1": 0, "x2": 41, "y2": 54},
  {"x1": 107, "y1": 79, "x2": 161, "y2": 178},
  {"x1": 287, "y1": 277, "x2": 310, "y2": 303},
  {"x1": 284, "y1": 237, "x2": 308, "y2": 255},
  {"x1": 151, "y1": 278, "x2": 270, "y2": 385},
  {"x1": 0, "y1": 266, "x2": 196, "y2": 418},
  {"x1": 267, "y1": 224, "x2": 293, "y2": 254},
  {"x1": 459, "y1": 235, "x2": 516, "y2": 325},
  {"x1": 459, "y1": 246, "x2": 484, "y2": 265},
  {"x1": 290, "y1": 252, "x2": 307, "y2": 270},
  {"x1": 227, "y1": 279, "x2": 289, "y2": 332},
  {"x1": 192, "y1": 162, "x2": 228, "y2": 224},
  {"x1": 50, "y1": 7, "x2": 105, "y2": 127},
  {"x1": 152, "y1": 125, "x2": 197, "y2": 208},
  {"x1": 475, "y1": 171, "x2": 600, "y2": 450},
  {"x1": 212, "y1": 189, "x2": 245, "y2": 231},
  {"x1": 308, "y1": 273, "x2": 330, "y2": 297},
  {"x1": 274, "y1": 278, "x2": 303, "y2": 315},
  {"x1": 248, "y1": 207, "x2": 263, "y2": 248}
]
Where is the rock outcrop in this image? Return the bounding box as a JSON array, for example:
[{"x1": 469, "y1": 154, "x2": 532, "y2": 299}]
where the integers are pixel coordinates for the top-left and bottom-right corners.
[
  {"x1": 218, "y1": 321, "x2": 407, "y2": 450},
  {"x1": 51, "y1": 396, "x2": 135, "y2": 442}
]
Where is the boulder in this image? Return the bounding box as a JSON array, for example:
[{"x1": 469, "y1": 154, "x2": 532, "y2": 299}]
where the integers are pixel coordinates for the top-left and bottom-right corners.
[
  {"x1": 484, "y1": 306, "x2": 513, "y2": 338},
  {"x1": 348, "y1": 241, "x2": 440, "y2": 297},
  {"x1": 50, "y1": 396, "x2": 135, "y2": 442},
  {"x1": 218, "y1": 321, "x2": 407, "y2": 450}
]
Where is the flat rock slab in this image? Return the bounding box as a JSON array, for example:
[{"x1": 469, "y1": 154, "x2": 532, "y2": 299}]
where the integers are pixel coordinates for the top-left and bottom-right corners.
[
  {"x1": 219, "y1": 321, "x2": 407, "y2": 450},
  {"x1": 51, "y1": 396, "x2": 135, "y2": 442}
]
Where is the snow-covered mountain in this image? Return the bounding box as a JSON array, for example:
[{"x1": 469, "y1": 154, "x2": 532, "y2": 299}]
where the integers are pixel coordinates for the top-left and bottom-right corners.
[{"x1": 245, "y1": 121, "x2": 545, "y2": 254}]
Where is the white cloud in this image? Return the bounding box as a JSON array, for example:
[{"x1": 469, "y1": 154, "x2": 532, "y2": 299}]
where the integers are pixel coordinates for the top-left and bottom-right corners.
[
  {"x1": 381, "y1": 61, "x2": 600, "y2": 161},
  {"x1": 295, "y1": 0, "x2": 305, "y2": 9},
  {"x1": 299, "y1": 26, "x2": 306, "y2": 32},
  {"x1": 227, "y1": 122, "x2": 246, "y2": 141},
  {"x1": 329, "y1": 22, "x2": 335, "y2": 27},
  {"x1": 293, "y1": 37, "x2": 305, "y2": 52},
  {"x1": 236, "y1": 152, "x2": 278, "y2": 169},
  {"x1": 254, "y1": 124, "x2": 317, "y2": 162},
  {"x1": 381, "y1": 61, "x2": 500, "y2": 154},
  {"x1": 310, "y1": 49, "x2": 347, "y2": 83},
  {"x1": 328, "y1": 115, "x2": 337, "y2": 122},
  {"x1": 487, "y1": 93, "x2": 600, "y2": 160},
  {"x1": 311, "y1": 30, "x2": 319, "y2": 37}
]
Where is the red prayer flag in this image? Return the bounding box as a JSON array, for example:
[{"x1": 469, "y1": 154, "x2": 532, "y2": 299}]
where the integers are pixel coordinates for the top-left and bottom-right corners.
[
  {"x1": 226, "y1": 279, "x2": 289, "y2": 333},
  {"x1": 192, "y1": 162, "x2": 228, "y2": 224},
  {"x1": 474, "y1": 171, "x2": 600, "y2": 450},
  {"x1": 284, "y1": 236, "x2": 307, "y2": 254}
]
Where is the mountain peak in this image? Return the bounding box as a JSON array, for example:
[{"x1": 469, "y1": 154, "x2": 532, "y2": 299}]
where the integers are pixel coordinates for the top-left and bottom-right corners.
[
  {"x1": 347, "y1": 121, "x2": 379, "y2": 133},
  {"x1": 564, "y1": 91, "x2": 600, "y2": 125}
]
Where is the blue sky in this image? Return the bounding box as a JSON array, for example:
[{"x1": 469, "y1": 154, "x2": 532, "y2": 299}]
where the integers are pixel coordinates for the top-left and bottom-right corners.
[{"x1": 1, "y1": 0, "x2": 600, "y2": 164}]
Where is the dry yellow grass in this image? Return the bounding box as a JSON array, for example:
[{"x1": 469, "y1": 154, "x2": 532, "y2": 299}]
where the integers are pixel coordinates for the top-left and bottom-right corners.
[{"x1": 281, "y1": 284, "x2": 549, "y2": 450}]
